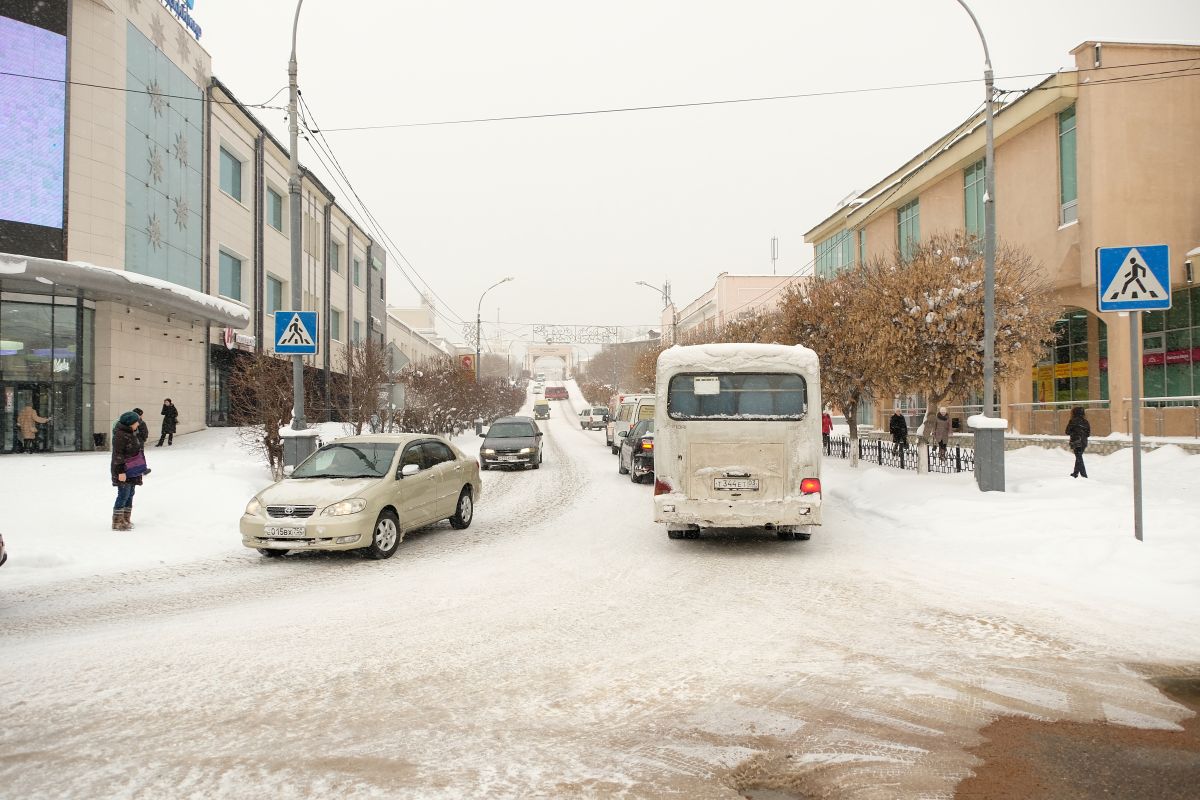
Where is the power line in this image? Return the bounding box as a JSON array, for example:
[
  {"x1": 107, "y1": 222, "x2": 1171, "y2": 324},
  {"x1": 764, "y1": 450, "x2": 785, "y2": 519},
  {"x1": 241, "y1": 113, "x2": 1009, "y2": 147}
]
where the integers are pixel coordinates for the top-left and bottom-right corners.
[
  {"x1": 0, "y1": 69, "x2": 286, "y2": 111},
  {"x1": 314, "y1": 56, "x2": 1200, "y2": 133}
]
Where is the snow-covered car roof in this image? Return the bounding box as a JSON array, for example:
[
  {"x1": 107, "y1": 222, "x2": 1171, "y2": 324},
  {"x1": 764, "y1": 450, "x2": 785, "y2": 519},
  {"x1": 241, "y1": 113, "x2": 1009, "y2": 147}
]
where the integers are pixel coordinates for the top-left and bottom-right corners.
[{"x1": 656, "y1": 342, "x2": 820, "y2": 375}]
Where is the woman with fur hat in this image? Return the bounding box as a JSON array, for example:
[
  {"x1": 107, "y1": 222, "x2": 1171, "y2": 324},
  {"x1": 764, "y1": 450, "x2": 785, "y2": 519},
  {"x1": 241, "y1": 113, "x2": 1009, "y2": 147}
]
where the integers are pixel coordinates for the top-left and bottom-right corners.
[
  {"x1": 931, "y1": 407, "x2": 951, "y2": 460},
  {"x1": 111, "y1": 411, "x2": 143, "y2": 530}
]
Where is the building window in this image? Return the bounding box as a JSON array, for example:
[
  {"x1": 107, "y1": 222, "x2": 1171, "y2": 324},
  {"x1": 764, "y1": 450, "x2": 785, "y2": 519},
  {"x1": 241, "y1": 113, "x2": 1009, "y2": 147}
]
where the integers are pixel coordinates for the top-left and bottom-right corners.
[
  {"x1": 1141, "y1": 286, "x2": 1200, "y2": 398},
  {"x1": 858, "y1": 228, "x2": 867, "y2": 264},
  {"x1": 896, "y1": 198, "x2": 920, "y2": 261},
  {"x1": 814, "y1": 230, "x2": 854, "y2": 278},
  {"x1": 1058, "y1": 105, "x2": 1078, "y2": 225},
  {"x1": 330, "y1": 308, "x2": 342, "y2": 341},
  {"x1": 218, "y1": 250, "x2": 242, "y2": 301},
  {"x1": 266, "y1": 187, "x2": 284, "y2": 232},
  {"x1": 353, "y1": 320, "x2": 361, "y2": 343},
  {"x1": 266, "y1": 276, "x2": 284, "y2": 315},
  {"x1": 1033, "y1": 308, "x2": 1107, "y2": 403},
  {"x1": 219, "y1": 147, "x2": 242, "y2": 202},
  {"x1": 330, "y1": 240, "x2": 341, "y2": 273},
  {"x1": 964, "y1": 159, "x2": 985, "y2": 238},
  {"x1": 353, "y1": 257, "x2": 362, "y2": 288}
]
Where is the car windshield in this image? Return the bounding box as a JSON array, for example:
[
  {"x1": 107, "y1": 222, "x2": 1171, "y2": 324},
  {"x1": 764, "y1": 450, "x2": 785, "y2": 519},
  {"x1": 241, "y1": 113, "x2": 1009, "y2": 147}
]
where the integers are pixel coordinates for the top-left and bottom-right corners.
[
  {"x1": 291, "y1": 443, "x2": 399, "y2": 478},
  {"x1": 488, "y1": 422, "x2": 535, "y2": 438},
  {"x1": 593, "y1": 408, "x2": 608, "y2": 415}
]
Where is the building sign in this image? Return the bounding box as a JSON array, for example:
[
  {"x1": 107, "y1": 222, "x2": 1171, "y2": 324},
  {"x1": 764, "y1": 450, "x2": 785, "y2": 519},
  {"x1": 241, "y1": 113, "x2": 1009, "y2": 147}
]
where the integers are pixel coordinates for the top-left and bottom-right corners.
[
  {"x1": 160, "y1": 0, "x2": 202, "y2": 39},
  {"x1": 459, "y1": 354, "x2": 474, "y2": 372}
]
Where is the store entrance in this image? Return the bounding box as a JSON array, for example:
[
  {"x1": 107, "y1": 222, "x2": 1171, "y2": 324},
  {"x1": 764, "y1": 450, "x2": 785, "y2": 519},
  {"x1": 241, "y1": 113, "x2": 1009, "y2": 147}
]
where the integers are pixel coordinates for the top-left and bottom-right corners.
[{"x1": 2, "y1": 383, "x2": 55, "y2": 453}]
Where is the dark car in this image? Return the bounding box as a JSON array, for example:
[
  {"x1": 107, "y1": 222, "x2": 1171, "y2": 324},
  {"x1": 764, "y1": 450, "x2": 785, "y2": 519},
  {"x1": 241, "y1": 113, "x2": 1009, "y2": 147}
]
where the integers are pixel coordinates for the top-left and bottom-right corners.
[
  {"x1": 0, "y1": 532, "x2": 7, "y2": 567},
  {"x1": 480, "y1": 416, "x2": 544, "y2": 470},
  {"x1": 617, "y1": 419, "x2": 655, "y2": 483}
]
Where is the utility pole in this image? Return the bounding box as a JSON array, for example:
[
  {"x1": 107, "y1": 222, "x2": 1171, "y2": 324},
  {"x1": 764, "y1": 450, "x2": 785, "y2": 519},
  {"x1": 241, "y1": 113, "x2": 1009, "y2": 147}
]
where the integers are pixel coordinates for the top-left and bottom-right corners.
[
  {"x1": 476, "y1": 277, "x2": 513, "y2": 383},
  {"x1": 286, "y1": 0, "x2": 309, "y2": 442},
  {"x1": 771, "y1": 236, "x2": 779, "y2": 275}
]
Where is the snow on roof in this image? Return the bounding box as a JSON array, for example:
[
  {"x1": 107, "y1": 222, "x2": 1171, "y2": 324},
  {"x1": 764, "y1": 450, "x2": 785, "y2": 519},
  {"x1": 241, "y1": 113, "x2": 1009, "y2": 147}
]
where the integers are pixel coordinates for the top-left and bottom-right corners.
[{"x1": 656, "y1": 342, "x2": 820, "y2": 375}]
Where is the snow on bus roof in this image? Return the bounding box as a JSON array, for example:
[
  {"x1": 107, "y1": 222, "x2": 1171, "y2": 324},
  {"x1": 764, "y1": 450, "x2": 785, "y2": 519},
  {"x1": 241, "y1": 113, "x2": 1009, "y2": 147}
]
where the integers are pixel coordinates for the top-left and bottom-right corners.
[{"x1": 656, "y1": 342, "x2": 819, "y2": 374}]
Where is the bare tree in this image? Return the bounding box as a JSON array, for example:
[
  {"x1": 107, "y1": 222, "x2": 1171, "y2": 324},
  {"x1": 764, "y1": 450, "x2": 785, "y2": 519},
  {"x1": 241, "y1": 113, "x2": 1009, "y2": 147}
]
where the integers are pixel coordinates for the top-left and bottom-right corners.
[
  {"x1": 861, "y1": 232, "x2": 1059, "y2": 435},
  {"x1": 334, "y1": 339, "x2": 393, "y2": 435},
  {"x1": 777, "y1": 271, "x2": 884, "y2": 463},
  {"x1": 228, "y1": 351, "x2": 296, "y2": 479}
]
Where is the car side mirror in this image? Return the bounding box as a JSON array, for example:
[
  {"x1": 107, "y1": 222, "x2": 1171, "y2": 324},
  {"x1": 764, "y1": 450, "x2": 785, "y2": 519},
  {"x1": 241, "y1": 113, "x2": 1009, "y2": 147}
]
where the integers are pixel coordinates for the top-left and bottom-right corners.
[
  {"x1": 618, "y1": 431, "x2": 628, "y2": 438},
  {"x1": 536, "y1": 431, "x2": 543, "y2": 437},
  {"x1": 400, "y1": 463, "x2": 420, "y2": 478}
]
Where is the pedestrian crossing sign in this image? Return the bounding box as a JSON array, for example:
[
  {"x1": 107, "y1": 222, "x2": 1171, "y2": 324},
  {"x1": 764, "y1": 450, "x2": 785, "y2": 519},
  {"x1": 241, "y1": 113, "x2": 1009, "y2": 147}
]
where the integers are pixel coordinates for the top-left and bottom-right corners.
[
  {"x1": 1097, "y1": 245, "x2": 1171, "y2": 312},
  {"x1": 274, "y1": 311, "x2": 319, "y2": 354}
]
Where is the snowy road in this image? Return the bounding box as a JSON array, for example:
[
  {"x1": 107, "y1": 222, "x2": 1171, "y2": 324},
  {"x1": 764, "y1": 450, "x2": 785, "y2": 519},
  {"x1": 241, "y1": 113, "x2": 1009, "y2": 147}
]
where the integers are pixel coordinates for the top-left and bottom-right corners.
[{"x1": 2, "y1": 394, "x2": 1200, "y2": 799}]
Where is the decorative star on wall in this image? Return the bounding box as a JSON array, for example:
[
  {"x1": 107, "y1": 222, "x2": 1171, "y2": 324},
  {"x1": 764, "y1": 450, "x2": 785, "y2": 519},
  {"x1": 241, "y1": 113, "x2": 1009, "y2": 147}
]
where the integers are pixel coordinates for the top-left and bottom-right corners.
[
  {"x1": 172, "y1": 131, "x2": 189, "y2": 169},
  {"x1": 175, "y1": 27, "x2": 192, "y2": 62},
  {"x1": 147, "y1": 79, "x2": 166, "y2": 118},
  {"x1": 148, "y1": 15, "x2": 167, "y2": 50},
  {"x1": 191, "y1": 57, "x2": 207, "y2": 89},
  {"x1": 147, "y1": 145, "x2": 164, "y2": 184},
  {"x1": 147, "y1": 214, "x2": 163, "y2": 250},
  {"x1": 172, "y1": 196, "x2": 190, "y2": 230},
  {"x1": 127, "y1": 0, "x2": 141, "y2": 13}
]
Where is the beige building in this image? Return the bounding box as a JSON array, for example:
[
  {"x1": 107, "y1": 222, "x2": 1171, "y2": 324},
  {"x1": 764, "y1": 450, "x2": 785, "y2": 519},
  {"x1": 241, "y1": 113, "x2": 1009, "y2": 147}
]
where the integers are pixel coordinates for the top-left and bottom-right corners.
[
  {"x1": 663, "y1": 273, "x2": 808, "y2": 344},
  {"x1": 804, "y1": 41, "x2": 1200, "y2": 435}
]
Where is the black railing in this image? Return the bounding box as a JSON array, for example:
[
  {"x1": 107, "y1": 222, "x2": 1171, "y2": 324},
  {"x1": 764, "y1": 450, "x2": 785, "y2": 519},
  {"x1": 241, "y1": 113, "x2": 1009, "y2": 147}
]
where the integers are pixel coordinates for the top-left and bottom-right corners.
[{"x1": 824, "y1": 436, "x2": 974, "y2": 474}]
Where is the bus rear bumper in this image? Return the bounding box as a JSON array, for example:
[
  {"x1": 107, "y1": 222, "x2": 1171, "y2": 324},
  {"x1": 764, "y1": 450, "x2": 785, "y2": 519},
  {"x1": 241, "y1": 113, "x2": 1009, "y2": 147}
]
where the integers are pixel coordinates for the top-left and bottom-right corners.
[{"x1": 654, "y1": 496, "x2": 822, "y2": 528}]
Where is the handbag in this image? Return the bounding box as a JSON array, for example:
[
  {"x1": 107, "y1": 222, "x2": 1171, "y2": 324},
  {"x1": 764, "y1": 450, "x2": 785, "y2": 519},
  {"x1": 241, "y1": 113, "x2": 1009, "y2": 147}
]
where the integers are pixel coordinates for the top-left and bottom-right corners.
[{"x1": 125, "y1": 451, "x2": 149, "y2": 478}]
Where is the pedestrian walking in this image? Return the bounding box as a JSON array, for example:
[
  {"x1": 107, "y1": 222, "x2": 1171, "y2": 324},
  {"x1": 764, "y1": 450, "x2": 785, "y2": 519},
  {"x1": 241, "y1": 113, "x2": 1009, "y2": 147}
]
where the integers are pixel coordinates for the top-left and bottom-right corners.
[
  {"x1": 1066, "y1": 406, "x2": 1091, "y2": 478},
  {"x1": 156, "y1": 398, "x2": 178, "y2": 447},
  {"x1": 16, "y1": 404, "x2": 50, "y2": 453},
  {"x1": 889, "y1": 409, "x2": 908, "y2": 456},
  {"x1": 932, "y1": 406, "x2": 951, "y2": 460},
  {"x1": 821, "y1": 409, "x2": 833, "y2": 453},
  {"x1": 111, "y1": 411, "x2": 143, "y2": 530}
]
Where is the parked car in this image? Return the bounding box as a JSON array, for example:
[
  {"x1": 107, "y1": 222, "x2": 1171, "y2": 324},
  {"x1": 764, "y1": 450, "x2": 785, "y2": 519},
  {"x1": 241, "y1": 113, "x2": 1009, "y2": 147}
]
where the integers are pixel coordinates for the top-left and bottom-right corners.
[
  {"x1": 241, "y1": 434, "x2": 481, "y2": 560},
  {"x1": 480, "y1": 416, "x2": 544, "y2": 470},
  {"x1": 532, "y1": 383, "x2": 544, "y2": 395},
  {"x1": 608, "y1": 393, "x2": 655, "y2": 454},
  {"x1": 0, "y1": 532, "x2": 7, "y2": 567},
  {"x1": 579, "y1": 406, "x2": 610, "y2": 430},
  {"x1": 618, "y1": 419, "x2": 655, "y2": 483},
  {"x1": 533, "y1": 400, "x2": 551, "y2": 419},
  {"x1": 545, "y1": 385, "x2": 568, "y2": 400}
]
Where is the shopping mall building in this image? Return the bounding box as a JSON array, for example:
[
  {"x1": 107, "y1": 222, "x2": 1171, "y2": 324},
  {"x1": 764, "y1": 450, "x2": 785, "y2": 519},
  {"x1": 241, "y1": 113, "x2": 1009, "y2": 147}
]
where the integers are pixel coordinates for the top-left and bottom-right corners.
[
  {"x1": 803, "y1": 41, "x2": 1200, "y2": 436},
  {"x1": 0, "y1": 1, "x2": 440, "y2": 453}
]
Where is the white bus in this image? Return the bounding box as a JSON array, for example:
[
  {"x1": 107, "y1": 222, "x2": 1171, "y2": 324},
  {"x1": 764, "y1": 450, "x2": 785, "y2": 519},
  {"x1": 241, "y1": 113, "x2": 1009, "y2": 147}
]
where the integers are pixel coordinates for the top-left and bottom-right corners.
[{"x1": 652, "y1": 343, "x2": 823, "y2": 541}]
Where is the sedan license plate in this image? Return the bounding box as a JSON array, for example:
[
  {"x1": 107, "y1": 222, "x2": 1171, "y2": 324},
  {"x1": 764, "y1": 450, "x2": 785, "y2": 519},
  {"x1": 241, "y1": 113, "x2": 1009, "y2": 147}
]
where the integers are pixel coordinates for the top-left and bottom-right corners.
[
  {"x1": 498, "y1": 455, "x2": 519, "y2": 462},
  {"x1": 714, "y1": 477, "x2": 759, "y2": 491},
  {"x1": 264, "y1": 526, "x2": 307, "y2": 538}
]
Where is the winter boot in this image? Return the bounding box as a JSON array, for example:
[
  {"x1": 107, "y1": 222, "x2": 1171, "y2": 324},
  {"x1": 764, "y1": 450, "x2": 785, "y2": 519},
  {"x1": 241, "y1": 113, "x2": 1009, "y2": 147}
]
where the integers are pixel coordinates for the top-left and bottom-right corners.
[
  {"x1": 112, "y1": 511, "x2": 128, "y2": 531},
  {"x1": 122, "y1": 508, "x2": 135, "y2": 530}
]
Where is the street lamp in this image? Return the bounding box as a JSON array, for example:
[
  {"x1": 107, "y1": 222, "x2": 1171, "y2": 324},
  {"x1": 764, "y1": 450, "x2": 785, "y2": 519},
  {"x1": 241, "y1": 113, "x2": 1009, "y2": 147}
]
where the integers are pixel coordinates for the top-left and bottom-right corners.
[
  {"x1": 476, "y1": 277, "x2": 513, "y2": 382},
  {"x1": 956, "y1": 0, "x2": 1004, "y2": 492},
  {"x1": 635, "y1": 280, "x2": 677, "y2": 344},
  {"x1": 286, "y1": 0, "x2": 307, "y2": 432}
]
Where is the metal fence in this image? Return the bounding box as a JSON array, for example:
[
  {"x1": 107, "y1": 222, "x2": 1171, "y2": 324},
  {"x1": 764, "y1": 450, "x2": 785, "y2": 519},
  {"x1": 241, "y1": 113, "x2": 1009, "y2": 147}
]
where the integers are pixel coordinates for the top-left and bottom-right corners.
[{"x1": 825, "y1": 436, "x2": 975, "y2": 474}]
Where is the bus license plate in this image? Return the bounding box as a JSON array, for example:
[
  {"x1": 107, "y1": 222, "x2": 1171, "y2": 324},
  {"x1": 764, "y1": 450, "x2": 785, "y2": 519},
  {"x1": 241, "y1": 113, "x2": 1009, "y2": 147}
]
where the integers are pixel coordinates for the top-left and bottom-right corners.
[
  {"x1": 264, "y1": 526, "x2": 306, "y2": 538},
  {"x1": 714, "y1": 478, "x2": 759, "y2": 491}
]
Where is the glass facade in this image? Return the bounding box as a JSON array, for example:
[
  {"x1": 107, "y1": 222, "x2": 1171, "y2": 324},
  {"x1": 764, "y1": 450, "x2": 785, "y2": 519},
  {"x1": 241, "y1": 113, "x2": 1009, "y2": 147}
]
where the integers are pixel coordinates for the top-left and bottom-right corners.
[
  {"x1": 0, "y1": 293, "x2": 95, "y2": 453},
  {"x1": 1058, "y1": 105, "x2": 1078, "y2": 224},
  {"x1": 896, "y1": 199, "x2": 920, "y2": 261},
  {"x1": 1033, "y1": 309, "x2": 1107, "y2": 403},
  {"x1": 1141, "y1": 286, "x2": 1200, "y2": 398},
  {"x1": 815, "y1": 230, "x2": 854, "y2": 278}
]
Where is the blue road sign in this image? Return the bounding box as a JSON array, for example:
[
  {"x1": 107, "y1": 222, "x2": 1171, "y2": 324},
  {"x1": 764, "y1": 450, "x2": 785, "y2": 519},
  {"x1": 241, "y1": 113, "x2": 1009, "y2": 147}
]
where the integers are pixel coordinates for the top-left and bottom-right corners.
[
  {"x1": 1097, "y1": 245, "x2": 1171, "y2": 312},
  {"x1": 274, "y1": 311, "x2": 319, "y2": 354}
]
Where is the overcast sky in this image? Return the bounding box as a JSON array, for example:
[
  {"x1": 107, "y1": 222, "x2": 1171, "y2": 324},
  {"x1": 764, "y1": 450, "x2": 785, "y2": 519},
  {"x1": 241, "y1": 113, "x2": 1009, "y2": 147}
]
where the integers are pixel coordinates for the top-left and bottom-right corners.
[{"x1": 195, "y1": 0, "x2": 1198, "y2": 347}]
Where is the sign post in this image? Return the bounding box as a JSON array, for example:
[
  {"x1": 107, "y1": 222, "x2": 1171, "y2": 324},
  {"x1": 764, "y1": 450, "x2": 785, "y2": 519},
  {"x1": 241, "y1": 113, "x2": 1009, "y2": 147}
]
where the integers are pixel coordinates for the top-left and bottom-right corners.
[{"x1": 1097, "y1": 244, "x2": 1171, "y2": 542}]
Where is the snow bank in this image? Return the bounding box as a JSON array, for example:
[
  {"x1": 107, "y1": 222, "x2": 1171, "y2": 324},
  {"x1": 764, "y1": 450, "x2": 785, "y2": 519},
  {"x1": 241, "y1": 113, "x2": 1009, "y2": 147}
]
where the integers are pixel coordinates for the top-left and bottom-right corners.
[{"x1": 967, "y1": 414, "x2": 1008, "y2": 429}]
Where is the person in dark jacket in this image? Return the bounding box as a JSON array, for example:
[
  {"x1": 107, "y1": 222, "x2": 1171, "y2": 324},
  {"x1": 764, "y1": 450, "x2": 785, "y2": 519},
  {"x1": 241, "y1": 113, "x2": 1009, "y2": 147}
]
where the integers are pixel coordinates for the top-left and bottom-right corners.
[
  {"x1": 156, "y1": 398, "x2": 178, "y2": 447},
  {"x1": 1066, "y1": 406, "x2": 1091, "y2": 478},
  {"x1": 889, "y1": 410, "x2": 909, "y2": 455},
  {"x1": 111, "y1": 411, "x2": 143, "y2": 530},
  {"x1": 132, "y1": 407, "x2": 150, "y2": 451}
]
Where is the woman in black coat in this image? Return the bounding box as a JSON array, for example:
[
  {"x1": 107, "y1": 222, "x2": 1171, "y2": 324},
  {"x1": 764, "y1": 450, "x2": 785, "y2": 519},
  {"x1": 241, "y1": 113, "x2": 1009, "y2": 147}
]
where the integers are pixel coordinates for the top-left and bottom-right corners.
[
  {"x1": 889, "y1": 410, "x2": 909, "y2": 455},
  {"x1": 1065, "y1": 406, "x2": 1091, "y2": 478},
  {"x1": 111, "y1": 411, "x2": 144, "y2": 530},
  {"x1": 156, "y1": 398, "x2": 178, "y2": 447}
]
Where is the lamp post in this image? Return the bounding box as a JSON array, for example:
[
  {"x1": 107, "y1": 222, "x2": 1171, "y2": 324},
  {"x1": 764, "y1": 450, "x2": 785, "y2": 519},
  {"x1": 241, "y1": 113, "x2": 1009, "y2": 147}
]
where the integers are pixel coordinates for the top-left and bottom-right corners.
[
  {"x1": 956, "y1": 0, "x2": 1004, "y2": 492},
  {"x1": 635, "y1": 280, "x2": 676, "y2": 344},
  {"x1": 287, "y1": 0, "x2": 307, "y2": 434},
  {"x1": 476, "y1": 277, "x2": 513, "y2": 382}
]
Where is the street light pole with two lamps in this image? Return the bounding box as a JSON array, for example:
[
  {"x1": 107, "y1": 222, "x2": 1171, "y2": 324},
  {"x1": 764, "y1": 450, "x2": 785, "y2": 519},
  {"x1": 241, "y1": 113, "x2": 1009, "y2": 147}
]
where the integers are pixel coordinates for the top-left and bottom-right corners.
[{"x1": 635, "y1": 280, "x2": 677, "y2": 344}]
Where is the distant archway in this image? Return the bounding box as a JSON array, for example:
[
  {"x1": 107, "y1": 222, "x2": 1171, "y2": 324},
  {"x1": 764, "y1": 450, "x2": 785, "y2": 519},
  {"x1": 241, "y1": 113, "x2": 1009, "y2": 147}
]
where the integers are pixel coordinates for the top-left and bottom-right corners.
[{"x1": 525, "y1": 345, "x2": 575, "y2": 378}]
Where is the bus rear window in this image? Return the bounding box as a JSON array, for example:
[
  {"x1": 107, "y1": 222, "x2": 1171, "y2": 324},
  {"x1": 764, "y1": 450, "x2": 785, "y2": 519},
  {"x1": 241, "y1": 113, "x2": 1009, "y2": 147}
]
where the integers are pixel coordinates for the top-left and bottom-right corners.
[{"x1": 667, "y1": 373, "x2": 807, "y2": 420}]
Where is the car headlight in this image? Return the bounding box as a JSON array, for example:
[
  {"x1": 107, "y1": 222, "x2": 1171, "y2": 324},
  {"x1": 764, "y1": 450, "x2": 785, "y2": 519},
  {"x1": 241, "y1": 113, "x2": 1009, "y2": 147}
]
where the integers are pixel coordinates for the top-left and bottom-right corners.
[
  {"x1": 244, "y1": 498, "x2": 262, "y2": 516},
  {"x1": 518, "y1": 447, "x2": 533, "y2": 454},
  {"x1": 482, "y1": 448, "x2": 496, "y2": 455},
  {"x1": 321, "y1": 498, "x2": 368, "y2": 516}
]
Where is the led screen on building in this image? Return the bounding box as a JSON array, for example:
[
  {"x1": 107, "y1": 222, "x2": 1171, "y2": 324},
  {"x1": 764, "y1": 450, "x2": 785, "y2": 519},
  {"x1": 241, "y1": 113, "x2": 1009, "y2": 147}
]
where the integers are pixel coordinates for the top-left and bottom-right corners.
[{"x1": 0, "y1": 3, "x2": 68, "y2": 259}]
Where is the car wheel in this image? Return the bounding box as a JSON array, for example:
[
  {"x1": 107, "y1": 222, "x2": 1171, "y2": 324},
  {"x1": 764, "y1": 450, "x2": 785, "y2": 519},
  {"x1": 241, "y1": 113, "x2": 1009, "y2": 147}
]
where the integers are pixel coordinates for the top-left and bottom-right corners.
[
  {"x1": 449, "y1": 488, "x2": 473, "y2": 529},
  {"x1": 611, "y1": 445, "x2": 619, "y2": 455},
  {"x1": 364, "y1": 509, "x2": 401, "y2": 559},
  {"x1": 258, "y1": 548, "x2": 288, "y2": 557},
  {"x1": 629, "y1": 467, "x2": 640, "y2": 483},
  {"x1": 618, "y1": 453, "x2": 629, "y2": 474},
  {"x1": 667, "y1": 529, "x2": 686, "y2": 539}
]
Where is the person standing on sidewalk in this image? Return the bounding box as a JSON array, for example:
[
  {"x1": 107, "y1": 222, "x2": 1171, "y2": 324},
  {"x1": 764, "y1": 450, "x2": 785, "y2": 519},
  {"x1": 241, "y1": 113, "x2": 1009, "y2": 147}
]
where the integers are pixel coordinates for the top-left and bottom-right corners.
[
  {"x1": 110, "y1": 411, "x2": 143, "y2": 530},
  {"x1": 1066, "y1": 406, "x2": 1091, "y2": 478},
  {"x1": 889, "y1": 410, "x2": 908, "y2": 456},
  {"x1": 821, "y1": 408, "x2": 833, "y2": 453},
  {"x1": 156, "y1": 398, "x2": 178, "y2": 447},
  {"x1": 932, "y1": 407, "x2": 951, "y2": 460}
]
